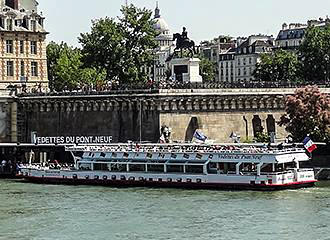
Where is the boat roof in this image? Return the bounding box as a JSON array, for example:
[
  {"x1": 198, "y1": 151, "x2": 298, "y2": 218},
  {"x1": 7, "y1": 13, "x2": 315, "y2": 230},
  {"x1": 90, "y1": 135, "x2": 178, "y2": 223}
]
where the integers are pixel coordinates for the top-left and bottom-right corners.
[{"x1": 75, "y1": 146, "x2": 309, "y2": 164}]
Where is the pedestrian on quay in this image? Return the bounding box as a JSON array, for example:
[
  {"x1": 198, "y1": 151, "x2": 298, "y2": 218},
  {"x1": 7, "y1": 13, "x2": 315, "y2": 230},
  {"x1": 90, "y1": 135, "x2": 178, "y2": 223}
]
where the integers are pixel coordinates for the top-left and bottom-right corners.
[
  {"x1": 8, "y1": 160, "x2": 12, "y2": 173},
  {"x1": 1, "y1": 159, "x2": 7, "y2": 172}
]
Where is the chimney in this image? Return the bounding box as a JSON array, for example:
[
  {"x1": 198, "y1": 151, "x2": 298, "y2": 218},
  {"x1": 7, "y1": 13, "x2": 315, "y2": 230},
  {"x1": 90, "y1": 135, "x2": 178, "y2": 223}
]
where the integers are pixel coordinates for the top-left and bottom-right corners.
[{"x1": 282, "y1": 23, "x2": 288, "y2": 30}]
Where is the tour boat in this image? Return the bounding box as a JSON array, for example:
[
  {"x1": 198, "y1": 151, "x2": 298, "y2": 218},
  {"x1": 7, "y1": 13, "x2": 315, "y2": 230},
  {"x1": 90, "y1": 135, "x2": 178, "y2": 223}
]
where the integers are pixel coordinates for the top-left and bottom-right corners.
[{"x1": 18, "y1": 144, "x2": 317, "y2": 191}]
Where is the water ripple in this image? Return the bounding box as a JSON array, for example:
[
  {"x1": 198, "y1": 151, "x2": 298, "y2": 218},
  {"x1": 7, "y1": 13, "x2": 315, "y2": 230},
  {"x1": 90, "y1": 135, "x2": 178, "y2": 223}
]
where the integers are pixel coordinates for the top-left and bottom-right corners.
[{"x1": 0, "y1": 180, "x2": 330, "y2": 240}]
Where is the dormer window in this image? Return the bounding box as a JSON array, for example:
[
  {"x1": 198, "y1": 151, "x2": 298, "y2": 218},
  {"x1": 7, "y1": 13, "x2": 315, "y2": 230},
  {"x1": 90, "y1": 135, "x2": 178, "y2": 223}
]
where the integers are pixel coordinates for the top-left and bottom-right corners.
[
  {"x1": 15, "y1": 19, "x2": 22, "y2": 27},
  {"x1": 38, "y1": 18, "x2": 44, "y2": 27},
  {"x1": 31, "y1": 20, "x2": 36, "y2": 31},
  {"x1": 6, "y1": 19, "x2": 13, "y2": 31},
  {"x1": 22, "y1": 17, "x2": 29, "y2": 29}
]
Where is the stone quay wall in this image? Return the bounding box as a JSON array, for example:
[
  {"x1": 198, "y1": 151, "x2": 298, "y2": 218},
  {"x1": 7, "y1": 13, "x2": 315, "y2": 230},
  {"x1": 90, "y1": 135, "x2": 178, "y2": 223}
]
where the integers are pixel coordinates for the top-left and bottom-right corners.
[
  {"x1": 0, "y1": 96, "x2": 17, "y2": 143},
  {"x1": 15, "y1": 88, "x2": 325, "y2": 143}
]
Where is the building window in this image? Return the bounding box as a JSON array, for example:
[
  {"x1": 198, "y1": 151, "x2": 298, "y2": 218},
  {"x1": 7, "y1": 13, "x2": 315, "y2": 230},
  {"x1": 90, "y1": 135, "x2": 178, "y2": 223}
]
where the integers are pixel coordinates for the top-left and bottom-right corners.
[
  {"x1": 30, "y1": 41, "x2": 37, "y2": 54},
  {"x1": 6, "y1": 40, "x2": 13, "y2": 53},
  {"x1": 31, "y1": 61, "x2": 38, "y2": 76},
  {"x1": 20, "y1": 61, "x2": 25, "y2": 77},
  {"x1": 6, "y1": 19, "x2": 13, "y2": 31},
  {"x1": 31, "y1": 20, "x2": 36, "y2": 31},
  {"x1": 20, "y1": 40, "x2": 24, "y2": 54},
  {"x1": 238, "y1": 69, "x2": 241, "y2": 76},
  {"x1": 7, "y1": 61, "x2": 14, "y2": 76}
]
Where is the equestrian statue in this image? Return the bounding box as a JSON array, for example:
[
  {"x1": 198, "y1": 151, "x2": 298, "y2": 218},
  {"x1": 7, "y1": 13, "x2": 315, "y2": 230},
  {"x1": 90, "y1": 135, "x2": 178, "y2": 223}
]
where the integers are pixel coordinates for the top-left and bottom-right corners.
[{"x1": 168, "y1": 27, "x2": 197, "y2": 61}]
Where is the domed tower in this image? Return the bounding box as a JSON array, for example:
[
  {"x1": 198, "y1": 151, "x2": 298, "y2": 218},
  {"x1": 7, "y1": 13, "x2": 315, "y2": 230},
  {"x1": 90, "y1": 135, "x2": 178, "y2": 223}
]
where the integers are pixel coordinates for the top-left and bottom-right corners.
[
  {"x1": 153, "y1": 2, "x2": 172, "y2": 48},
  {"x1": 151, "y1": 2, "x2": 174, "y2": 82}
]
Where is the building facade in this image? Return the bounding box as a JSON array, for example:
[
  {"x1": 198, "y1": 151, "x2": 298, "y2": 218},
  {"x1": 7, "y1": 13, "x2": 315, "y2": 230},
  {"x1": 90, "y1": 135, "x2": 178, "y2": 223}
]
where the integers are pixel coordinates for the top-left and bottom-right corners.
[
  {"x1": 200, "y1": 36, "x2": 237, "y2": 82},
  {"x1": 275, "y1": 17, "x2": 330, "y2": 50},
  {"x1": 0, "y1": 0, "x2": 48, "y2": 91},
  {"x1": 235, "y1": 35, "x2": 273, "y2": 82}
]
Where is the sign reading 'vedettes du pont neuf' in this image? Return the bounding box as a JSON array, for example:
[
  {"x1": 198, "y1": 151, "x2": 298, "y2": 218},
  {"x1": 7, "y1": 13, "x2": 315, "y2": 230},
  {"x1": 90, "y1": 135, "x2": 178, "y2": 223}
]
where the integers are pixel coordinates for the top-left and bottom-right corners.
[{"x1": 32, "y1": 135, "x2": 113, "y2": 145}]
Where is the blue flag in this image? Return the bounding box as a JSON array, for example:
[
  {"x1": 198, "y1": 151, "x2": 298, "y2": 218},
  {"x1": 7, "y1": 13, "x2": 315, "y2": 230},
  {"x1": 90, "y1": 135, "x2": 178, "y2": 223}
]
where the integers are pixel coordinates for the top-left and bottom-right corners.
[{"x1": 193, "y1": 131, "x2": 207, "y2": 142}]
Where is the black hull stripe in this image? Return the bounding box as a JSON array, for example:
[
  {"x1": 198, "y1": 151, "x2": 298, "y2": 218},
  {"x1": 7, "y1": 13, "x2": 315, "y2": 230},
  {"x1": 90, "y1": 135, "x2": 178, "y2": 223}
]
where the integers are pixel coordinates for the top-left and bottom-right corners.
[{"x1": 20, "y1": 176, "x2": 316, "y2": 191}]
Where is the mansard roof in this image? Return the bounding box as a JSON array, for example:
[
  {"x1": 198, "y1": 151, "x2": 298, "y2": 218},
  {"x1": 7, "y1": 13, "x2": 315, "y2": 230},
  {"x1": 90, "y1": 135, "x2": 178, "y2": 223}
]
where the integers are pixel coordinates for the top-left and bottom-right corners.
[{"x1": 276, "y1": 28, "x2": 305, "y2": 41}]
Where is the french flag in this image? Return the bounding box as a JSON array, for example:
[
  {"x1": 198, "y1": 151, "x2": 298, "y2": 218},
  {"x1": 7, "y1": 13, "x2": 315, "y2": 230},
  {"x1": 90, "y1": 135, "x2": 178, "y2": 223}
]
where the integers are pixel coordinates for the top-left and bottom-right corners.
[{"x1": 303, "y1": 137, "x2": 317, "y2": 153}]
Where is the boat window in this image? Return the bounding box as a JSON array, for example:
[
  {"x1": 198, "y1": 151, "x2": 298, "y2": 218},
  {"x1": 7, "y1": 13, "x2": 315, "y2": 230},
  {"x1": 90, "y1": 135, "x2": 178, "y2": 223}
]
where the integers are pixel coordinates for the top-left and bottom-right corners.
[
  {"x1": 110, "y1": 163, "x2": 127, "y2": 172},
  {"x1": 186, "y1": 165, "x2": 203, "y2": 174},
  {"x1": 207, "y1": 163, "x2": 217, "y2": 174},
  {"x1": 167, "y1": 165, "x2": 184, "y2": 173},
  {"x1": 129, "y1": 164, "x2": 146, "y2": 172},
  {"x1": 147, "y1": 164, "x2": 164, "y2": 173},
  {"x1": 78, "y1": 163, "x2": 91, "y2": 171},
  {"x1": 241, "y1": 163, "x2": 256, "y2": 172},
  {"x1": 94, "y1": 163, "x2": 109, "y2": 171}
]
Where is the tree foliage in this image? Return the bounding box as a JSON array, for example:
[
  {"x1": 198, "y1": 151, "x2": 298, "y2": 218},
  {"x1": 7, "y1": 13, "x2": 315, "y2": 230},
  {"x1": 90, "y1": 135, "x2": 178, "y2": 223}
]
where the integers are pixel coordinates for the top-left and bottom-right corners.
[
  {"x1": 79, "y1": 4, "x2": 158, "y2": 85},
  {"x1": 279, "y1": 86, "x2": 330, "y2": 142},
  {"x1": 253, "y1": 49, "x2": 299, "y2": 83},
  {"x1": 254, "y1": 132, "x2": 270, "y2": 143},
  {"x1": 199, "y1": 57, "x2": 216, "y2": 82},
  {"x1": 298, "y1": 25, "x2": 330, "y2": 83},
  {"x1": 46, "y1": 41, "x2": 106, "y2": 91}
]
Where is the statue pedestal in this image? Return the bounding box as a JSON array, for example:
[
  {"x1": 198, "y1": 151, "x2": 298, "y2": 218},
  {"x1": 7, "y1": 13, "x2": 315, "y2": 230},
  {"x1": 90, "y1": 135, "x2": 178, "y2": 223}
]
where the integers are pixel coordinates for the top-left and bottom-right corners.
[{"x1": 170, "y1": 58, "x2": 203, "y2": 83}]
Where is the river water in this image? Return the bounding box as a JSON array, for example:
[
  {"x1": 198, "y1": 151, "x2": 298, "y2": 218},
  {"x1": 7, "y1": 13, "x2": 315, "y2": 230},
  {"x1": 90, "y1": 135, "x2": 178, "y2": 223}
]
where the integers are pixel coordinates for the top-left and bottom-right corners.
[{"x1": 0, "y1": 180, "x2": 330, "y2": 240}]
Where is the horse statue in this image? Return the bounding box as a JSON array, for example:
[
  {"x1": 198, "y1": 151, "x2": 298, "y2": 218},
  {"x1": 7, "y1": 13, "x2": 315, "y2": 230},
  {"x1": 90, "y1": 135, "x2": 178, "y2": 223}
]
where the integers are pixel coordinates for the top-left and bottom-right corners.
[{"x1": 172, "y1": 27, "x2": 197, "y2": 58}]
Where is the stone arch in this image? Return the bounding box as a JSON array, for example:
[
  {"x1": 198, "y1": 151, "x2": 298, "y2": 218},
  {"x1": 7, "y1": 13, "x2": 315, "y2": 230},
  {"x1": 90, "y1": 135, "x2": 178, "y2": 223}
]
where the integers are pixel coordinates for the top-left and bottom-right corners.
[
  {"x1": 252, "y1": 115, "x2": 263, "y2": 137},
  {"x1": 185, "y1": 116, "x2": 200, "y2": 142},
  {"x1": 266, "y1": 115, "x2": 276, "y2": 134}
]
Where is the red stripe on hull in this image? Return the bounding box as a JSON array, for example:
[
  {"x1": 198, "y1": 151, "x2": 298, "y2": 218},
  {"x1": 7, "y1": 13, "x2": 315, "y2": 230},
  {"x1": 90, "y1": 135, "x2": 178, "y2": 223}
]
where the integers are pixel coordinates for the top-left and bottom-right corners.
[{"x1": 20, "y1": 176, "x2": 316, "y2": 191}]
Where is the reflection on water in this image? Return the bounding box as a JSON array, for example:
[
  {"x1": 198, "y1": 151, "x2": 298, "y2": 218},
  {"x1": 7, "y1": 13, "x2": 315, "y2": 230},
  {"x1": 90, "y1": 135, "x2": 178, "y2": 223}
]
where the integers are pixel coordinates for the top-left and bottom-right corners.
[{"x1": 0, "y1": 180, "x2": 330, "y2": 240}]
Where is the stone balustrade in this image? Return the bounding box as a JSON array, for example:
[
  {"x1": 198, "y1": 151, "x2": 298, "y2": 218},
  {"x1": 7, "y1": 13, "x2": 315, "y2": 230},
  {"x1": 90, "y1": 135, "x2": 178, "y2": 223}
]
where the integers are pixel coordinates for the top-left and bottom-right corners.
[{"x1": 18, "y1": 93, "x2": 286, "y2": 113}]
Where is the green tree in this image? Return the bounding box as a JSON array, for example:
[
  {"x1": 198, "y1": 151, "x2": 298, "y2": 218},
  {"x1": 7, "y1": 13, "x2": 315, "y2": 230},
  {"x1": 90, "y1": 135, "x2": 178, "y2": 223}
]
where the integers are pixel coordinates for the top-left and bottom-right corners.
[
  {"x1": 279, "y1": 86, "x2": 330, "y2": 142},
  {"x1": 79, "y1": 4, "x2": 158, "y2": 85},
  {"x1": 253, "y1": 49, "x2": 300, "y2": 83},
  {"x1": 254, "y1": 132, "x2": 270, "y2": 143},
  {"x1": 298, "y1": 25, "x2": 330, "y2": 83},
  {"x1": 199, "y1": 57, "x2": 216, "y2": 82},
  {"x1": 46, "y1": 41, "x2": 67, "y2": 90},
  {"x1": 47, "y1": 41, "x2": 106, "y2": 91},
  {"x1": 54, "y1": 47, "x2": 82, "y2": 90}
]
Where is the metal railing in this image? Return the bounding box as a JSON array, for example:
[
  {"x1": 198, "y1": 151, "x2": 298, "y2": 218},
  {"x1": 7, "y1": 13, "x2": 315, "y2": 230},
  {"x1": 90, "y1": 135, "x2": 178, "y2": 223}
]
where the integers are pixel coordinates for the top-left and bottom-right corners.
[{"x1": 16, "y1": 81, "x2": 330, "y2": 97}]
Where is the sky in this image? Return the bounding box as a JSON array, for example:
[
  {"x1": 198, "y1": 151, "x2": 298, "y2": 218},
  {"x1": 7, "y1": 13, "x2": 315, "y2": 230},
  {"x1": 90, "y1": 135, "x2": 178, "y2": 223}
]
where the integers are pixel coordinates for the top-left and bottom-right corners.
[{"x1": 38, "y1": 0, "x2": 330, "y2": 47}]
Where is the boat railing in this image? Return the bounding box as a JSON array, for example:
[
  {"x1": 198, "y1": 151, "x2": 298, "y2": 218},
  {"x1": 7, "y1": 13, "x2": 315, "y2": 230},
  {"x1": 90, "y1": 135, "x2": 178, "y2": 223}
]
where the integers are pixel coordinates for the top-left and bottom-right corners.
[{"x1": 66, "y1": 145, "x2": 306, "y2": 155}]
